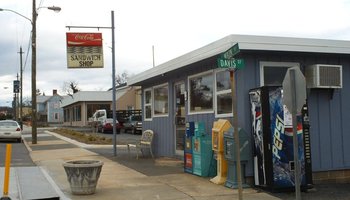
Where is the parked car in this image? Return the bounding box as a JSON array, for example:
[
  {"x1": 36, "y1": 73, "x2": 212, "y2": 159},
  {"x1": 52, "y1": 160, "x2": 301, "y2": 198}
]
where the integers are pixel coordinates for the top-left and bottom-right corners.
[
  {"x1": 97, "y1": 118, "x2": 122, "y2": 134},
  {"x1": 0, "y1": 120, "x2": 22, "y2": 142},
  {"x1": 90, "y1": 109, "x2": 123, "y2": 134},
  {"x1": 123, "y1": 115, "x2": 142, "y2": 134}
]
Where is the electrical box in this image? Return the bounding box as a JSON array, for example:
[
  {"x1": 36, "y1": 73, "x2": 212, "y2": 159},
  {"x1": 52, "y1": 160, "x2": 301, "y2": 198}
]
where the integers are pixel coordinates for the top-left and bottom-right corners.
[{"x1": 305, "y1": 64, "x2": 342, "y2": 88}]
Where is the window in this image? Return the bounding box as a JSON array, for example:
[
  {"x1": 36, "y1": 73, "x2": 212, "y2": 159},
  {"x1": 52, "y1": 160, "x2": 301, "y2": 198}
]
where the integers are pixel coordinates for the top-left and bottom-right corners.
[
  {"x1": 188, "y1": 71, "x2": 214, "y2": 113},
  {"x1": 144, "y1": 88, "x2": 152, "y2": 120},
  {"x1": 153, "y1": 84, "x2": 169, "y2": 116},
  {"x1": 54, "y1": 112, "x2": 59, "y2": 120},
  {"x1": 64, "y1": 108, "x2": 70, "y2": 122},
  {"x1": 215, "y1": 70, "x2": 232, "y2": 117},
  {"x1": 260, "y1": 61, "x2": 300, "y2": 86},
  {"x1": 73, "y1": 105, "x2": 81, "y2": 121}
]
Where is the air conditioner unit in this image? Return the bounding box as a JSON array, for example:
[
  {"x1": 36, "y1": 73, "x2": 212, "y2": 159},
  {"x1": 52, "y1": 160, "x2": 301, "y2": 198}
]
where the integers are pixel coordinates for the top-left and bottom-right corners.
[{"x1": 305, "y1": 64, "x2": 342, "y2": 88}]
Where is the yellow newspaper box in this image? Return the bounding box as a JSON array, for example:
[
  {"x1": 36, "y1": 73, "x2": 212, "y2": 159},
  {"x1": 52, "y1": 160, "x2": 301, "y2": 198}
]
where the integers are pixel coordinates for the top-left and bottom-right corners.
[{"x1": 210, "y1": 119, "x2": 232, "y2": 185}]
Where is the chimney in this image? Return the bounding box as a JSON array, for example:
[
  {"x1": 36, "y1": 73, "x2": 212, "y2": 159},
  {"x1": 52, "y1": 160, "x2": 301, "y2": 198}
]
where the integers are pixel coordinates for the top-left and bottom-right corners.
[{"x1": 53, "y1": 89, "x2": 58, "y2": 95}]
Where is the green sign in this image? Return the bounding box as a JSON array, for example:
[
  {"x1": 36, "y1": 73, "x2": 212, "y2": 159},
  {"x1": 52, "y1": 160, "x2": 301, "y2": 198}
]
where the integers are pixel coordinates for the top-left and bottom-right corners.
[
  {"x1": 217, "y1": 58, "x2": 245, "y2": 69},
  {"x1": 221, "y1": 43, "x2": 240, "y2": 59}
]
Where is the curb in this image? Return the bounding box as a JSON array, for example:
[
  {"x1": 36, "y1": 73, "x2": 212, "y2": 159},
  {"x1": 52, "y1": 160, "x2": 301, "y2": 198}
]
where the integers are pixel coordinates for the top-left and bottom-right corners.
[{"x1": 45, "y1": 130, "x2": 128, "y2": 149}]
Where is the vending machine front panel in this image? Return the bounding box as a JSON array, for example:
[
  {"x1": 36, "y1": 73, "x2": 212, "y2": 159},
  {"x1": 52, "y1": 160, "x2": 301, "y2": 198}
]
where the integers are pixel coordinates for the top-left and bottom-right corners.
[{"x1": 268, "y1": 87, "x2": 306, "y2": 188}]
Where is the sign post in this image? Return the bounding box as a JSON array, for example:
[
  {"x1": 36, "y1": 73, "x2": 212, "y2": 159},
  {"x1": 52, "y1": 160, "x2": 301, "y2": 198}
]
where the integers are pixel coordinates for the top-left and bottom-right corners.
[
  {"x1": 282, "y1": 66, "x2": 306, "y2": 200},
  {"x1": 218, "y1": 44, "x2": 244, "y2": 200},
  {"x1": 66, "y1": 11, "x2": 117, "y2": 156}
]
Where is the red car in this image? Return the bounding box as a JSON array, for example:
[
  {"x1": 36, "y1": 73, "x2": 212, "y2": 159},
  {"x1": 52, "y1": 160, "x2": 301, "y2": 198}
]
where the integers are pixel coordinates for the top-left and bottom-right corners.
[{"x1": 97, "y1": 118, "x2": 122, "y2": 134}]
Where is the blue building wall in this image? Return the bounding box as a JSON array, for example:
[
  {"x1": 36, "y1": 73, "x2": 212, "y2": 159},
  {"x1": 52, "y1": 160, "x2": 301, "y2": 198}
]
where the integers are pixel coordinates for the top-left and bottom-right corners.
[
  {"x1": 47, "y1": 95, "x2": 64, "y2": 123},
  {"x1": 141, "y1": 51, "x2": 350, "y2": 174}
]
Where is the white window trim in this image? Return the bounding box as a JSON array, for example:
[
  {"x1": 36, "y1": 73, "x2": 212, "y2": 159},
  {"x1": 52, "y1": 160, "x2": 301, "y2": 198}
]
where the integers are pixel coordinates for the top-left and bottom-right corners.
[
  {"x1": 153, "y1": 83, "x2": 169, "y2": 118},
  {"x1": 143, "y1": 88, "x2": 152, "y2": 121},
  {"x1": 188, "y1": 70, "x2": 214, "y2": 115},
  {"x1": 214, "y1": 69, "x2": 233, "y2": 118},
  {"x1": 260, "y1": 61, "x2": 300, "y2": 86}
]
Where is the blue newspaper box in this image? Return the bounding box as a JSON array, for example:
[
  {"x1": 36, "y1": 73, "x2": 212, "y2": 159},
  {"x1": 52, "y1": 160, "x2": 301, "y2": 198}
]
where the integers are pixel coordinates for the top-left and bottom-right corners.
[
  {"x1": 192, "y1": 122, "x2": 216, "y2": 177},
  {"x1": 184, "y1": 122, "x2": 195, "y2": 173}
]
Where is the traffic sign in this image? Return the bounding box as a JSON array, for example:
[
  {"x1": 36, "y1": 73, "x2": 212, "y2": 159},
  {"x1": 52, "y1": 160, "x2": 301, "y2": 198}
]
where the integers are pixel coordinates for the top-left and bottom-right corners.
[
  {"x1": 13, "y1": 80, "x2": 20, "y2": 93},
  {"x1": 217, "y1": 58, "x2": 245, "y2": 69},
  {"x1": 282, "y1": 67, "x2": 306, "y2": 113}
]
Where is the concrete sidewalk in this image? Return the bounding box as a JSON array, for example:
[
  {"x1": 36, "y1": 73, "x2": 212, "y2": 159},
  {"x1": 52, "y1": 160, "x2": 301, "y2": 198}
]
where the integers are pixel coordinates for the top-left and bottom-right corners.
[
  {"x1": 21, "y1": 130, "x2": 350, "y2": 200},
  {"x1": 21, "y1": 131, "x2": 276, "y2": 200}
]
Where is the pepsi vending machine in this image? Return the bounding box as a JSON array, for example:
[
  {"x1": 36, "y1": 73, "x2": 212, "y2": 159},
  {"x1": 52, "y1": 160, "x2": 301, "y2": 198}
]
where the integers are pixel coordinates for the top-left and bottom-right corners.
[{"x1": 249, "y1": 86, "x2": 312, "y2": 191}]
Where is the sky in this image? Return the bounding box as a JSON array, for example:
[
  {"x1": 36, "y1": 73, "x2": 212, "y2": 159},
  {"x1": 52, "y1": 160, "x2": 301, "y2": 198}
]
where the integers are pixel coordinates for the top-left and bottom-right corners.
[{"x1": 1, "y1": 0, "x2": 350, "y2": 107}]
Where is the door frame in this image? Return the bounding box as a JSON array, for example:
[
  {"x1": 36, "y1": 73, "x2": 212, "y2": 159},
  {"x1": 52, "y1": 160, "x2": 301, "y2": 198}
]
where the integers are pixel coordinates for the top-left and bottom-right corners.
[{"x1": 174, "y1": 81, "x2": 186, "y2": 156}]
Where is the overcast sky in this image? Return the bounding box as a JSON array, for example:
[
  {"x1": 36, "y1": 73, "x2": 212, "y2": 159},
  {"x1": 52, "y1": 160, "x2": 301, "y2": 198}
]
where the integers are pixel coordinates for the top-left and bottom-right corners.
[{"x1": 1, "y1": 0, "x2": 350, "y2": 106}]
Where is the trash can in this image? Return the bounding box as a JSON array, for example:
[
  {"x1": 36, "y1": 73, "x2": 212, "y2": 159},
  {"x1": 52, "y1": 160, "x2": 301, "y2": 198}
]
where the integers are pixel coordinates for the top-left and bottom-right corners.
[{"x1": 63, "y1": 160, "x2": 103, "y2": 195}]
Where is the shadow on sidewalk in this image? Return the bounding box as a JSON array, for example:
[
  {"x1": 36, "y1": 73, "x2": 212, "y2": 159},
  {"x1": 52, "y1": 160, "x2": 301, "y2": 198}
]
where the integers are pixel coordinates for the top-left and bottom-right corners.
[{"x1": 88, "y1": 147, "x2": 184, "y2": 177}]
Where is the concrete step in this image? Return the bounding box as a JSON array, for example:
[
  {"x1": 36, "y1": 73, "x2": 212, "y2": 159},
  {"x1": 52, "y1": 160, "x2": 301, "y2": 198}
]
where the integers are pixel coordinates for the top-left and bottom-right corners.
[{"x1": 0, "y1": 167, "x2": 60, "y2": 200}]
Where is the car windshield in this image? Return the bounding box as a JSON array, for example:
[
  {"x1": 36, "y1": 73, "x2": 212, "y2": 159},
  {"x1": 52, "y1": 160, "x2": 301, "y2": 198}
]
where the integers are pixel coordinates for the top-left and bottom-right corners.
[
  {"x1": 0, "y1": 121, "x2": 18, "y2": 127},
  {"x1": 131, "y1": 116, "x2": 141, "y2": 121}
]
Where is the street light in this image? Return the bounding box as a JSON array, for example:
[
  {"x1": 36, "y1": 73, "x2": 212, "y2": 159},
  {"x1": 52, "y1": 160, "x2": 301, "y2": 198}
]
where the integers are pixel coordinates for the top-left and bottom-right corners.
[{"x1": 0, "y1": 3, "x2": 61, "y2": 144}]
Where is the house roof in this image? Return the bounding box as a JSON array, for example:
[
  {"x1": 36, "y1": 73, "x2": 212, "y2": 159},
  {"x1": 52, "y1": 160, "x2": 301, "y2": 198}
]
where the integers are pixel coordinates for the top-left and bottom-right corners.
[
  {"x1": 60, "y1": 89, "x2": 127, "y2": 107},
  {"x1": 128, "y1": 34, "x2": 350, "y2": 86},
  {"x1": 37, "y1": 94, "x2": 63, "y2": 104},
  {"x1": 37, "y1": 96, "x2": 51, "y2": 103}
]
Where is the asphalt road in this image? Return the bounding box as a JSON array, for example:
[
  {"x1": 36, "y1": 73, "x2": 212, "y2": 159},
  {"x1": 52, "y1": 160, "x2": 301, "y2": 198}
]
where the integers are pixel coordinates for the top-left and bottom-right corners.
[{"x1": 0, "y1": 128, "x2": 35, "y2": 167}]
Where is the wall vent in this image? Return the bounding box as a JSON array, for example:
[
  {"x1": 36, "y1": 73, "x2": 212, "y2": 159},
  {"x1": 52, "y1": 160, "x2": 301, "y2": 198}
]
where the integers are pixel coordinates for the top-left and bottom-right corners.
[{"x1": 305, "y1": 64, "x2": 342, "y2": 88}]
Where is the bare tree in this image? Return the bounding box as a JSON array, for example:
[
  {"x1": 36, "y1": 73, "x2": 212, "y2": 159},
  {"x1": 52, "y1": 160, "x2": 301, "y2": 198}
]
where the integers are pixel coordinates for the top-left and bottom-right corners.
[
  {"x1": 62, "y1": 81, "x2": 80, "y2": 96},
  {"x1": 36, "y1": 89, "x2": 42, "y2": 96},
  {"x1": 115, "y1": 71, "x2": 128, "y2": 86}
]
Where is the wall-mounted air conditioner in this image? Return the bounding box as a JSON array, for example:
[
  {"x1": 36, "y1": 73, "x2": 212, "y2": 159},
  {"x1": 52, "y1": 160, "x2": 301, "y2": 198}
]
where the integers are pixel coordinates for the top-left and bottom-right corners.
[{"x1": 305, "y1": 64, "x2": 342, "y2": 88}]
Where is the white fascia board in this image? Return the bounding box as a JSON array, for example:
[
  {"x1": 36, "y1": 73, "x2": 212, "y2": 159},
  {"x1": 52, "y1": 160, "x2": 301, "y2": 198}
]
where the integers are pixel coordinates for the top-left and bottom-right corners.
[
  {"x1": 128, "y1": 34, "x2": 350, "y2": 86},
  {"x1": 128, "y1": 37, "x2": 234, "y2": 85}
]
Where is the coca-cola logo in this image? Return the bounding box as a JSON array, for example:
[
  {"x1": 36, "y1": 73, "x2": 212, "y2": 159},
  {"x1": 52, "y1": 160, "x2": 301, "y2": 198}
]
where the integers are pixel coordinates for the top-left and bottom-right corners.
[{"x1": 74, "y1": 34, "x2": 96, "y2": 41}]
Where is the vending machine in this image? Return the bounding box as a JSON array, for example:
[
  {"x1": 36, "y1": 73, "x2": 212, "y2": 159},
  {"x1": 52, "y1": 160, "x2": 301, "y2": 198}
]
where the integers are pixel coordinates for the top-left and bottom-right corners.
[{"x1": 249, "y1": 86, "x2": 312, "y2": 191}]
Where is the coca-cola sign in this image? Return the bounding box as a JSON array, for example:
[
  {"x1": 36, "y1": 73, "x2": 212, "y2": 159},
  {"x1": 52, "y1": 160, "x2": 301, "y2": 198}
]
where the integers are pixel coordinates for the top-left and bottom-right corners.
[
  {"x1": 66, "y1": 32, "x2": 102, "y2": 46},
  {"x1": 66, "y1": 32, "x2": 104, "y2": 68}
]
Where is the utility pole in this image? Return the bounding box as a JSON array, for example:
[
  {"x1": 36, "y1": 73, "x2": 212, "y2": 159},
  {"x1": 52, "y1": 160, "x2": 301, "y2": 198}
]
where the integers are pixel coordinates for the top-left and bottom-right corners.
[
  {"x1": 18, "y1": 47, "x2": 24, "y2": 129},
  {"x1": 31, "y1": 0, "x2": 38, "y2": 144}
]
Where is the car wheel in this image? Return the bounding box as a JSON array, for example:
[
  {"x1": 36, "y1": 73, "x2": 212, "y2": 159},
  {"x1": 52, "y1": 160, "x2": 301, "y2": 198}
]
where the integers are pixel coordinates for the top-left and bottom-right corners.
[
  {"x1": 17, "y1": 138, "x2": 22, "y2": 143},
  {"x1": 132, "y1": 128, "x2": 136, "y2": 135},
  {"x1": 117, "y1": 129, "x2": 121, "y2": 134}
]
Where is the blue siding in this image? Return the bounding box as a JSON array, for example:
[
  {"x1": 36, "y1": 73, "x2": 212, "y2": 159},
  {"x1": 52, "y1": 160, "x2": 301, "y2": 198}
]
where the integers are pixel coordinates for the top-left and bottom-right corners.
[
  {"x1": 140, "y1": 51, "x2": 350, "y2": 174},
  {"x1": 342, "y1": 61, "x2": 350, "y2": 167},
  {"x1": 47, "y1": 96, "x2": 64, "y2": 123}
]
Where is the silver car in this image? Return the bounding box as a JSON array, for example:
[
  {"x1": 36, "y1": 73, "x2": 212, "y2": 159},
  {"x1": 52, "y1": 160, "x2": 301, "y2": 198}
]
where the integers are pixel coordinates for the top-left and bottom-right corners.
[{"x1": 0, "y1": 120, "x2": 22, "y2": 142}]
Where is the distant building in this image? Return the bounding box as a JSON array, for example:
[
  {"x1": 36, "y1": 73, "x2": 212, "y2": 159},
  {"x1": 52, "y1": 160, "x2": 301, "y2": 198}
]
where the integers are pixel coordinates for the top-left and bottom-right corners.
[
  {"x1": 36, "y1": 89, "x2": 64, "y2": 124},
  {"x1": 60, "y1": 85, "x2": 141, "y2": 127}
]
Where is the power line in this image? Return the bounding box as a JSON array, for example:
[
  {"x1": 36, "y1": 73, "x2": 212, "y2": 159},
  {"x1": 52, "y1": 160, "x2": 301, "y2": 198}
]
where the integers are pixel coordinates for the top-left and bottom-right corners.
[{"x1": 23, "y1": 32, "x2": 32, "y2": 72}]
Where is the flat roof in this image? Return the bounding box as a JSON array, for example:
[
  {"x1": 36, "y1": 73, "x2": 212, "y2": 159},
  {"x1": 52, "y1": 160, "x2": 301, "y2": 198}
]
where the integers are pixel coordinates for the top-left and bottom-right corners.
[{"x1": 128, "y1": 34, "x2": 350, "y2": 85}]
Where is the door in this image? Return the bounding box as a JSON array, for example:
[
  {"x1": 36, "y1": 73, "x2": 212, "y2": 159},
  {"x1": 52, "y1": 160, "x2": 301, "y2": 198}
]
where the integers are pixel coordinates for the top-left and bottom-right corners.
[{"x1": 174, "y1": 82, "x2": 186, "y2": 156}]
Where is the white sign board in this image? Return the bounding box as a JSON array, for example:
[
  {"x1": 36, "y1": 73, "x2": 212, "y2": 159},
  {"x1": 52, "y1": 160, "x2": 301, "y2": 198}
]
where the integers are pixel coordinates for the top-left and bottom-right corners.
[{"x1": 66, "y1": 33, "x2": 104, "y2": 68}]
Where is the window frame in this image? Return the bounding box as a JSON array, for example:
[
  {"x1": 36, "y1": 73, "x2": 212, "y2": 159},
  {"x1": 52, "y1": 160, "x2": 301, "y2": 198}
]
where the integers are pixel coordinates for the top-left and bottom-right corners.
[
  {"x1": 188, "y1": 70, "x2": 214, "y2": 115},
  {"x1": 260, "y1": 61, "x2": 300, "y2": 86},
  {"x1": 215, "y1": 69, "x2": 233, "y2": 118},
  {"x1": 143, "y1": 88, "x2": 152, "y2": 121},
  {"x1": 153, "y1": 83, "x2": 169, "y2": 117}
]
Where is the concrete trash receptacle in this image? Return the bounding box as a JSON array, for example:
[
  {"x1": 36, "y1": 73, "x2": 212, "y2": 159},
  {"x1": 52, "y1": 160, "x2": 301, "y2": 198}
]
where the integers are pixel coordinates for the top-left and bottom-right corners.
[{"x1": 63, "y1": 160, "x2": 104, "y2": 195}]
